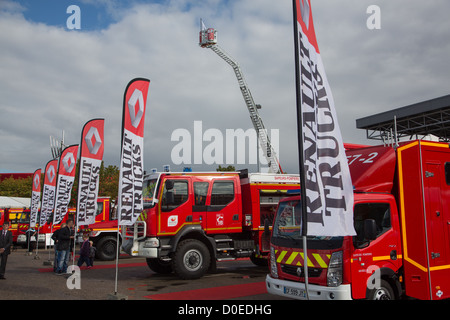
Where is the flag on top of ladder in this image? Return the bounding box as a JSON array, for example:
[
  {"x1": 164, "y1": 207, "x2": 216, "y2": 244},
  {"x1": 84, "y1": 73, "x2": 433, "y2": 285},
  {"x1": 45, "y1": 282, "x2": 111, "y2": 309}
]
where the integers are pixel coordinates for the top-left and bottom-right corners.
[{"x1": 294, "y1": 0, "x2": 356, "y2": 237}]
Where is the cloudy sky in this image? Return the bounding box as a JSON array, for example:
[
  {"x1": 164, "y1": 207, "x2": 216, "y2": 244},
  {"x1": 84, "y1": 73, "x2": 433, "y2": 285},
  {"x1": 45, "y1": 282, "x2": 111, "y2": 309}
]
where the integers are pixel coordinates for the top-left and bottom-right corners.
[{"x1": 1, "y1": 0, "x2": 449, "y2": 175}]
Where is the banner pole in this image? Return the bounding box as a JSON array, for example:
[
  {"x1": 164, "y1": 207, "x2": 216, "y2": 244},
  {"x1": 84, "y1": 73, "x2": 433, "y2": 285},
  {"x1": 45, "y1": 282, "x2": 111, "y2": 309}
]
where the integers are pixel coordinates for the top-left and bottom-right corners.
[
  {"x1": 34, "y1": 227, "x2": 40, "y2": 259},
  {"x1": 114, "y1": 222, "x2": 120, "y2": 295},
  {"x1": 48, "y1": 224, "x2": 53, "y2": 264},
  {"x1": 72, "y1": 228, "x2": 77, "y2": 269},
  {"x1": 292, "y1": 0, "x2": 310, "y2": 300}
]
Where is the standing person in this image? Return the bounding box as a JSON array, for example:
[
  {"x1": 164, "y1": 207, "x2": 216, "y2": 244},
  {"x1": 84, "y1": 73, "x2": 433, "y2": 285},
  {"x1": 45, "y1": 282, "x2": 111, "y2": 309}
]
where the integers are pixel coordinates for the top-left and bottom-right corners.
[
  {"x1": 25, "y1": 226, "x2": 36, "y2": 253},
  {"x1": 77, "y1": 234, "x2": 91, "y2": 268},
  {"x1": 89, "y1": 241, "x2": 96, "y2": 267},
  {"x1": 51, "y1": 223, "x2": 65, "y2": 272},
  {"x1": 55, "y1": 219, "x2": 74, "y2": 275},
  {"x1": 0, "y1": 222, "x2": 13, "y2": 279}
]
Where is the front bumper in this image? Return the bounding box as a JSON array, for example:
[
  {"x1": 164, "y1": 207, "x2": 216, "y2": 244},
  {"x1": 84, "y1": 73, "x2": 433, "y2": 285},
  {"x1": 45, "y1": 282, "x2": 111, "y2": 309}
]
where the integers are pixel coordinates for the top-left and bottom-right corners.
[
  {"x1": 265, "y1": 275, "x2": 352, "y2": 300},
  {"x1": 121, "y1": 238, "x2": 159, "y2": 258}
]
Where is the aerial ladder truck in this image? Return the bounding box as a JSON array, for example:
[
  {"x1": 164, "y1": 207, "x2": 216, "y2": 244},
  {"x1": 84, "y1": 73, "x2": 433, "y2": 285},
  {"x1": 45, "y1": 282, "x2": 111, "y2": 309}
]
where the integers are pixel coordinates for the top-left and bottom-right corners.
[{"x1": 199, "y1": 21, "x2": 283, "y2": 174}]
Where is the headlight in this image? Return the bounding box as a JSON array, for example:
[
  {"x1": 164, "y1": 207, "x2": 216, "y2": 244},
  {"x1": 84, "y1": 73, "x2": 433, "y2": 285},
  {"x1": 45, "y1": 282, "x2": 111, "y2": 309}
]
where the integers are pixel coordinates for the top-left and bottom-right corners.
[
  {"x1": 270, "y1": 246, "x2": 278, "y2": 278},
  {"x1": 327, "y1": 251, "x2": 343, "y2": 287},
  {"x1": 143, "y1": 238, "x2": 159, "y2": 248}
]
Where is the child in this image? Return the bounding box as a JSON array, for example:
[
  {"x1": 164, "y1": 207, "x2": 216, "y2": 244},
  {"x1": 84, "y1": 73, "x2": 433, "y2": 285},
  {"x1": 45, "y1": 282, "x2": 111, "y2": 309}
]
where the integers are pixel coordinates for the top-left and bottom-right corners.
[
  {"x1": 77, "y1": 234, "x2": 92, "y2": 268},
  {"x1": 89, "y1": 241, "x2": 96, "y2": 267}
]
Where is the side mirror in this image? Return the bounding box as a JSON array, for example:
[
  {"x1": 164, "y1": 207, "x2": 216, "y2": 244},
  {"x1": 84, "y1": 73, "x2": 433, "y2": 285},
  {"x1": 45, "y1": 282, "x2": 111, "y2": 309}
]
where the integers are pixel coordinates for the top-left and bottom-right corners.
[
  {"x1": 165, "y1": 180, "x2": 174, "y2": 190},
  {"x1": 364, "y1": 219, "x2": 377, "y2": 241},
  {"x1": 165, "y1": 190, "x2": 174, "y2": 205}
]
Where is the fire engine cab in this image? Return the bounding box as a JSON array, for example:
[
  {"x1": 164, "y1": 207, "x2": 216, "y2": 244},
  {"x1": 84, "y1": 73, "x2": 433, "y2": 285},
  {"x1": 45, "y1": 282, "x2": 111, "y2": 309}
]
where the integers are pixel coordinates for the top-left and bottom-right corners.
[
  {"x1": 266, "y1": 95, "x2": 450, "y2": 300},
  {"x1": 122, "y1": 170, "x2": 299, "y2": 279}
]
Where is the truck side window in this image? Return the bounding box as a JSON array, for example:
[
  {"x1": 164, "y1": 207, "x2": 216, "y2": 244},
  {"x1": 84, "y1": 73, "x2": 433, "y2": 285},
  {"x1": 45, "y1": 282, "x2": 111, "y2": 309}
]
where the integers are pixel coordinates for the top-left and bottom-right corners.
[
  {"x1": 161, "y1": 180, "x2": 189, "y2": 212},
  {"x1": 353, "y1": 203, "x2": 391, "y2": 245},
  {"x1": 96, "y1": 202, "x2": 103, "y2": 216},
  {"x1": 211, "y1": 181, "x2": 234, "y2": 206},
  {"x1": 194, "y1": 182, "x2": 209, "y2": 206},
  {"x1": 445, "y1": 162, "x2": 450, "y2": 185}
]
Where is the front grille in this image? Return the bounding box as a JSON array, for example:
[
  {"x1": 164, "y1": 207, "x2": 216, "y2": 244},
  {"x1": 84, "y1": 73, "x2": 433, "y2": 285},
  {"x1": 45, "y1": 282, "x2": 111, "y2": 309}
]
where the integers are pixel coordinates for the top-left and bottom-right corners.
[{"x1": 281, "y1": 264, "x2": 323, "y2": 278}]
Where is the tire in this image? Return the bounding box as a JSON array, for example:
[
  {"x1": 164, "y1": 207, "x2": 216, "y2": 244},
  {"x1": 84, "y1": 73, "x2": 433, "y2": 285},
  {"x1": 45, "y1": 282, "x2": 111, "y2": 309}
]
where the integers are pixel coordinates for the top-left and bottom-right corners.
[
  {"x1": 172, "y1": 239, "x2": 210, "y2": 280},
  {"x1": 96, "y1": 236, "x2": 118, "y2": 261},
  {"x1": 146, "y1": 258, "x2": 173, "y2": 274},
  {"x1": 367, "y1": 279, "x2": 395, "y2": 300},
  {"x1": 250, "y1": 254, "x2": 268, "y2": 267}
]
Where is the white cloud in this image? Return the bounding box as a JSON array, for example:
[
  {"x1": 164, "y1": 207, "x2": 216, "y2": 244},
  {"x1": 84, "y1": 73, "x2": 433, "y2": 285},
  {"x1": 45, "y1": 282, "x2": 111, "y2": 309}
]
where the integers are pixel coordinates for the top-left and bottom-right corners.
[{"x1": 0, "y1": 0, "x2": 450, "y2": 174}]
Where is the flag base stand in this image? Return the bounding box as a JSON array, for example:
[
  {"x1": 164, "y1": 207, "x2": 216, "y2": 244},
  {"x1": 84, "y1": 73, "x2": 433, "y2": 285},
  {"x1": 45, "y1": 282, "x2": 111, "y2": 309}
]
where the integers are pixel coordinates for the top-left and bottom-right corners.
[
  {"x1": 25, "y1": 252, "x2": 33, "y2": 256},
  {"x1": 43, "y1": 260, "x2": 53, "y2": 266},
  {"x1": 107, "y1": 292, "x2": 128, "y2": 300},
  {"x1": 33, "y1": 255, "x2": 40, "y2": 260}
]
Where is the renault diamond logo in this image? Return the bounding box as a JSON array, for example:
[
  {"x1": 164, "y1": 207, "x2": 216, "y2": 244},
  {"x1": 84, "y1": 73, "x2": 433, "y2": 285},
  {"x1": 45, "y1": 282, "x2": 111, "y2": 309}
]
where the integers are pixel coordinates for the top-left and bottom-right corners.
[
  {"x1": 299, "y1": 0, "x2": 310, "y2": 29},
  {"x1": 128, "y1": 89, "x2": 144, "y2": 128},
  {"x1": 85, "y1": 127, "x2": 102, "y2": 155},
  {"x1": 62, "y1": 152, "x2": 75, "y2": 173},
  {"x1": 47, "y1": 165, "x2": 56, "y2": 183},
  {"x1": 33, "y1": 174, "x2": 40, "y2": 189}
]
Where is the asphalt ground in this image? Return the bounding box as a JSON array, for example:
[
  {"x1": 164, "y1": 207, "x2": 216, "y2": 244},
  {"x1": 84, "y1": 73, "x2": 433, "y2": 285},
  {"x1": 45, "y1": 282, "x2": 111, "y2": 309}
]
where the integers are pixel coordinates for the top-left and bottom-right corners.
[
  {"x1": 0, "y1": 248, "x2": 435, "y2": 318},
  {"x1": 0, "y1": 247, "x2": 288, "y2": 301}
]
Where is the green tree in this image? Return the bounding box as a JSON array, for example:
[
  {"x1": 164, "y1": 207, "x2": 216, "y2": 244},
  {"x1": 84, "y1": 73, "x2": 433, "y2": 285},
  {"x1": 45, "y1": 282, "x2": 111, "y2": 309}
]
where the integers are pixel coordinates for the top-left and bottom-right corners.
[
  {"x1": 98, "y1": 162, "x2": 120, "y2": 200},
  {"x1": 216, "y1": 165, "x2": 236, "y2": 172},
  {"x1": 0, "y1": 176, "x2": 33, "y2": 197}
]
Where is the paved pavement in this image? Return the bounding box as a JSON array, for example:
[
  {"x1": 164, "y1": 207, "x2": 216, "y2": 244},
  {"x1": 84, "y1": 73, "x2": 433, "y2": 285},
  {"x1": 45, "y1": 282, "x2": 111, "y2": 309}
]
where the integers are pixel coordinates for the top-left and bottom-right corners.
[{"x1": 0, "y1": 248, "x2": 288, "y2": 301}]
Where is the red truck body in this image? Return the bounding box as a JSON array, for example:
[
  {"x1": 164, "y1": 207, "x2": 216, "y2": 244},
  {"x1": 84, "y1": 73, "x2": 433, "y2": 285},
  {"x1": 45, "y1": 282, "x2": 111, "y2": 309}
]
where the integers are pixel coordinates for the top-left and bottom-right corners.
[
  {"x1": 122, "y1": 171, "x2": 300, "y2": 279},
  {"x1": 78, "y1": 197, "x2": 120, "y2": 260},
  {"x1": 266, "y1": 140, "x2": 450, "y2": 300},
  {"x1": 14, "y1": 197, "x2": 116, "y2": 257},
  {"x1": 16, "y1": 208, "x2": 76, "y2": 247},
  {"x1": 0, "y1": 208, "x2": 26, "y2": 242}
]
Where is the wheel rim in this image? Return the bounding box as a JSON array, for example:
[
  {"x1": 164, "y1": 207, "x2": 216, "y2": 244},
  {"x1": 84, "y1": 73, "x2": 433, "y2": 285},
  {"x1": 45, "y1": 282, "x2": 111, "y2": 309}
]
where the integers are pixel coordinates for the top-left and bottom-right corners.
[
  {"x1": 104, "y1": 241, "x2": 116, "y2": 256},
  {"x1": 374, "y1": 288, "x2": 392, "y2": 300},
  {"x1": 183, "y1": 249, "x2": 202, "y2": 271}
]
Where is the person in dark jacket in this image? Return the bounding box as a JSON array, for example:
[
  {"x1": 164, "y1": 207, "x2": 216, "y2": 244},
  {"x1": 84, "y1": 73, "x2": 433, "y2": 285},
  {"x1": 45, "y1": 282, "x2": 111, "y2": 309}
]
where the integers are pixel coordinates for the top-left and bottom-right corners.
[
  {"x1": 77, "y1": 233, "x2": 92, "y2": 268},
  {"x1": 55, "y1": 219, "x2": 74, "y2": 275},
  {"x1": 51, "y1": 223, "x2": 65, "y2": 272},
  {"x1": 0, "y1": 222, "x2": 13, "y2": 279}
]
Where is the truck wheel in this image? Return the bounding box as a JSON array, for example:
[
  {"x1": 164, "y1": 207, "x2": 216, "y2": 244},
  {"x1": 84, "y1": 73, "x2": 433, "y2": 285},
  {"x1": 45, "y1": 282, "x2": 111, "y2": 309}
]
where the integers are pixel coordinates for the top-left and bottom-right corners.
[
  {"x1": 250, "y1": 254, "x2": 268, "y2": 267},
  {"x1": 146, "y1": 258, "x2": 173, "y2": 274},
  {"x1": 172, "y1": 239, "x2": 210, "y2": 280},
  {"x1": 368, "y1": 279, "x2": 395, "y2": 300},
  {"x1": 96, "y1": 236, "x2": 118, "y2": 261}
]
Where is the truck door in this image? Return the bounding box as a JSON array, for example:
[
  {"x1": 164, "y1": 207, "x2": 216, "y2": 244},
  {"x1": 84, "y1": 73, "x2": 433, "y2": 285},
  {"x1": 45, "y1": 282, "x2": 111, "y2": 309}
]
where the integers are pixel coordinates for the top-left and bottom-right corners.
[
  {"x1": 423, "y1": 161, "x2": 450, "y2": 299},
  {"x1": 206, "y1": 179, "x2": 241, "y2": 234},
  {"x1": 160, "y1": 179, "x2": 191, "y2": 234},
  {"x1": 351, "y1": 200, "x2": 401, "y2": 299},
  {"x1": 424, "y1": 162, "x2": 447, "y2": 268},
  {"x1": 193, "y1": 181, "x2": 209, "y2": 229}
]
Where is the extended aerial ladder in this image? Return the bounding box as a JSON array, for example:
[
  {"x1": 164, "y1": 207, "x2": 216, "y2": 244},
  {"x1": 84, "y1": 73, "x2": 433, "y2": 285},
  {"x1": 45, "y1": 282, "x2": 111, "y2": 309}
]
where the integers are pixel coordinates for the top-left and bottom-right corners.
[{"x1": 199, "y1": 21, "x2": 282, "y2": 174}]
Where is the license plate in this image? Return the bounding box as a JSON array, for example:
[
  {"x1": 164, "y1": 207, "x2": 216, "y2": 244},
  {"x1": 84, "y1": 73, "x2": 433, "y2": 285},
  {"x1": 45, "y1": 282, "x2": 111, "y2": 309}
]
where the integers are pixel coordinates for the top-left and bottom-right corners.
[{"x1": 284, "y1": 286, "x2": 306, "y2": 298}]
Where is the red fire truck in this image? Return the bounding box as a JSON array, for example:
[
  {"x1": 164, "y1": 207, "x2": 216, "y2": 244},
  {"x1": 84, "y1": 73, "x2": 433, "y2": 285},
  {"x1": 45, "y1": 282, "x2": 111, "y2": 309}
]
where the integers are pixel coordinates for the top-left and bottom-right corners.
[
  {"x1": 14, "y1": 197, "x2": 118, "y2": 259},
  {"x1": 78, "y1": 197, "x2": 119, "y2": 261},
  {"x1": 266, "y1": 140, "x2": 450, "y2": 300},
  {"x1": 122, "y1": 170, "x2": 300, "y2": 279},
  {"x1": 16, "y1": 208, "x2": 76, "y2": 247},
  {"x1": 1, "y1": 208, "x2": 25, "y2": 242}
]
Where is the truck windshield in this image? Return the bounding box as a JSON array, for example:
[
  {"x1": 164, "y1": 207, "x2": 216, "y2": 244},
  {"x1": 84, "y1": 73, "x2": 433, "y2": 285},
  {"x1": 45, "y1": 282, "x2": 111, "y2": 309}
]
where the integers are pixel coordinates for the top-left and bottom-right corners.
[
  {"x1": 272, "y1": 199, "x2": 343, "y2": 250},
  {"x1": 143, "y1": 178, "x2": 159, "y2": 208},
  {"x1": 272, "y1": 200, "x2": 302, "y2": 240}
]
